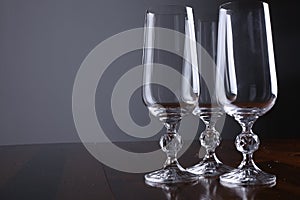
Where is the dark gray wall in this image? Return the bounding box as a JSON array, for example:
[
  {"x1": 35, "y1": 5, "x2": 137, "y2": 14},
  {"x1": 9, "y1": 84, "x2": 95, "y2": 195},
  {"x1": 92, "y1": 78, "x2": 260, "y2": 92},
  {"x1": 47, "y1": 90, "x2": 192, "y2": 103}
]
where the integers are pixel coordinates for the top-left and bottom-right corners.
[{"x1": 0, "y1": 0, "x2": 298, "y2": 146}]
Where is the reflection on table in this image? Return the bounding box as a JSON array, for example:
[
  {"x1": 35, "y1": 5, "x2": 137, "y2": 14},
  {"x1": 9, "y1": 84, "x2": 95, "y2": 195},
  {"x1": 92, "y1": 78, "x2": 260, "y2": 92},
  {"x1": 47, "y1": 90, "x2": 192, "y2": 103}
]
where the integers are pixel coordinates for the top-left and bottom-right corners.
[{"x1": 0, "y1": 139, "x2": 299, "y2": 199}]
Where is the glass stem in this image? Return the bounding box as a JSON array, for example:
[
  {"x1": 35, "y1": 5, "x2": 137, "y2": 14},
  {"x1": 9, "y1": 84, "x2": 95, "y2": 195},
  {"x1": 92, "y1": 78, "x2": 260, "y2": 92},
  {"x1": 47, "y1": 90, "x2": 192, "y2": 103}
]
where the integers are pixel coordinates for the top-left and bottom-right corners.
[
  {"x1": 235, "y1": 118, "x2": 260, "y2": 169},
  {"x1": 240, "y1": 153, "x2": 256, "y2": 169},
  {"x1": 200, "y1": 121, "x2": 220, "y2": 161},
  {"x1": 160, "y1": 121, "x2": 183, "y2": 168},
  {"x1": 204, "y1": 149, "x2": 217, "y2": 161}
]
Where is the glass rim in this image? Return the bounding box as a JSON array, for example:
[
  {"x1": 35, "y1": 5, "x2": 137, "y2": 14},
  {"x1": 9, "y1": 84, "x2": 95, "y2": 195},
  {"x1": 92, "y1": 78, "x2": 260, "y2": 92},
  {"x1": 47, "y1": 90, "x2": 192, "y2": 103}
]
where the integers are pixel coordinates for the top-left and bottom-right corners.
[
  {"x1": 146, "y1": 4, "x2": 192, "y2": 15},
  {"x1": 219, "y1": 0, "x2": 268, "y2": 10}
]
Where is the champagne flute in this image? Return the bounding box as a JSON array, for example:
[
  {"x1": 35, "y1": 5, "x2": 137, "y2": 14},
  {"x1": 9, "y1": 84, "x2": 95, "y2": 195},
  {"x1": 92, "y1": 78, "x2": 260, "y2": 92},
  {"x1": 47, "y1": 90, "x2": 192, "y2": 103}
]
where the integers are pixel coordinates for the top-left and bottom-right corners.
[
  {"x1": 187, "y1": 20, "x2": 232, "y2": 177},
  {"x1": 216, "y1": 0, "x2": 278, "y2": 186},
  {"x1": 142, "y1": 5, "x2": 200, "y2": 184}
]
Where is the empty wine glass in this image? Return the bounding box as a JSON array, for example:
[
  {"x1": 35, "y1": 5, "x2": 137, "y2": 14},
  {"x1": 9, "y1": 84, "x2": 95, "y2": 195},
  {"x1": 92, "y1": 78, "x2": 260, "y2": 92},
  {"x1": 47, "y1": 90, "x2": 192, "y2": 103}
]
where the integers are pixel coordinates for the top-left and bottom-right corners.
[
  {"x1": 216, "y1": 1, "x2": 278, "y2": 186},
  {"x1": 187, "y1": 20, "x2": 232, "y2": 177},
  {"x1": 142, "y1": 5, "x2": 200, "y2": 184}
]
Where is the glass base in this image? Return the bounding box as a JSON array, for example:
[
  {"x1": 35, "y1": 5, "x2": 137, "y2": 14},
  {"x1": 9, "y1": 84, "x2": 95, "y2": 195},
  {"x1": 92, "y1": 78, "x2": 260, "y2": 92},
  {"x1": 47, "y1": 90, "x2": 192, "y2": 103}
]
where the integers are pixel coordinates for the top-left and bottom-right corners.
[
  {"x1": 219, "y1": 167, "x2": 276, "y2": 186},
  {"x1": 187, "y1": 159, "x2": 233, "y2": 177},
  {"x1": 144, "y1": 164, "x2": 200, "y2": 184}
]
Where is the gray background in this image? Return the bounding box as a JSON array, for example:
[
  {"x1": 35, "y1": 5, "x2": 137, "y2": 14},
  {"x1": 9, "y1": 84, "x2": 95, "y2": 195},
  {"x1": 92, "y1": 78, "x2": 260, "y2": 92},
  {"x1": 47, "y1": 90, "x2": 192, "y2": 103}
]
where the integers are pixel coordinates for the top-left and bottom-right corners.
[{"x1": 0, "y1": 0, "x2": 298, "y2": 146}]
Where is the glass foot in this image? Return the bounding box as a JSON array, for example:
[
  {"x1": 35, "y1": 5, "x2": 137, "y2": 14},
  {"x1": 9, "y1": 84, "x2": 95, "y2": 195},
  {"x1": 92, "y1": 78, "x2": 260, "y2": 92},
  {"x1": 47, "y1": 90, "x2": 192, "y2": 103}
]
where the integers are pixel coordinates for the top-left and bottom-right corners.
[
  {"x1": 187, "y1": 159, "x2": 233, "y2": 177},
  {"x1": 219, "y1": 167, "x2": 276, "y2": 186},
  {"x1": 144, "y1": 165, "x2": 200, "y2": 184}
]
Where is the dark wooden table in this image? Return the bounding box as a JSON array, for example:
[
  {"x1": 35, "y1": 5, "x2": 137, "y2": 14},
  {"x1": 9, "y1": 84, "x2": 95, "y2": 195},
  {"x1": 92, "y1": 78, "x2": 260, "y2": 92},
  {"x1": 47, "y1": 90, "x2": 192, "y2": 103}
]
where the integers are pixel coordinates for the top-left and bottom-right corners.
[{"x1": 0, "y1": 139, "x2": 299, "y2": 200}]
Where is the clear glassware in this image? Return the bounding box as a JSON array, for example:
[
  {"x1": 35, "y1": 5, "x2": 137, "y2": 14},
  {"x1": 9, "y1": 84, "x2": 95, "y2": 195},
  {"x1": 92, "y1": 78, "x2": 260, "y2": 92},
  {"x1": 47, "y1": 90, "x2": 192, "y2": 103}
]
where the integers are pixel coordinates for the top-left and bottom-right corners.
[
  {"x1": 216, "y1": 1, "x2": 278, "y2": 186},
  {"x1": 187, "y1": 20, "x2": 232, "y2": 177},
  {"x1": 142, "y1": 5, "x2": 200, "y2": 184}
]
